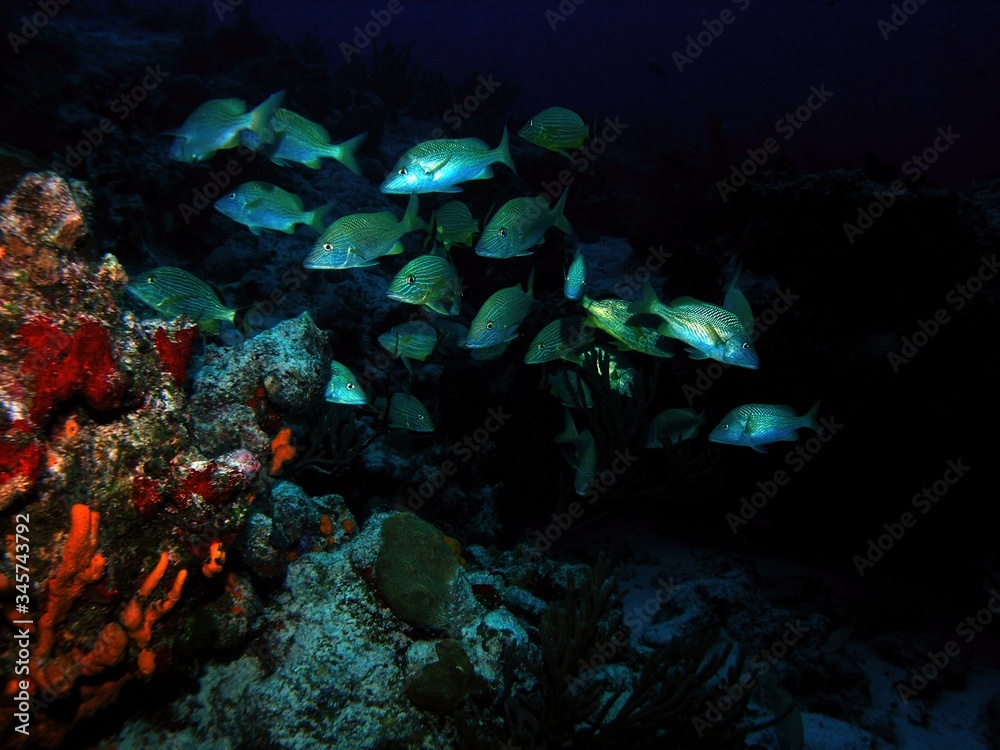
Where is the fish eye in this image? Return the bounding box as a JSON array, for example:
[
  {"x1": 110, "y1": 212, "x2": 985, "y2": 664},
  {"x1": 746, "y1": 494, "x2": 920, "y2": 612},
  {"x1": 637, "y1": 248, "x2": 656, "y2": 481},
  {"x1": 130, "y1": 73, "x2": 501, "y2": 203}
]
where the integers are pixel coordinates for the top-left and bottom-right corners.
[
  {"x1": 146, "y1": 276, "x2": 154, "y2": 283},
  {"x1": 323, "y1": 243, "x2": 333, "y2": 251},
  {"x1": 398, "y1": 168, "x2": 407, "y2": 176},
  {"x1": 346, "y1": 383, "x2": 355, "y2": 390},
  {"x1": 742, "y1": 342, "x2": 749, "y2": 350},
  {"x1": 229, "y1": 193, "x2": 236, "y2": 199},
  {"x1": 721, "y1": 424, "x2": 729, "y2": 431},
  {"x1": 406, "y1": 275, "x2": 416, "y2": 284},
  {"x1": 537, "y1": 343, "x2": 545, "y2": 349},
  {"x1": 485, "y1": 322, "x2": 494, "y2": 330},
  {"x1": 499, "y1": 228, "x2": 507, "y2": 238}
]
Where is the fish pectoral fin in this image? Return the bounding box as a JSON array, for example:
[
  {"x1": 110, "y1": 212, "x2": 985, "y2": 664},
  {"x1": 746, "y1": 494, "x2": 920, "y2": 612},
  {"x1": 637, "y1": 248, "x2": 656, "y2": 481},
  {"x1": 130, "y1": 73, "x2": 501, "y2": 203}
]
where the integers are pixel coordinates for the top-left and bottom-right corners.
[
  {"x1": 425, "y1": 156, "x2": 452, "y2": 174},
  {"x1": 684, "y1": 347, "x2": 710, "y2": 360},
  {"x1": 751, "y1": 444, "x2": 768, "y2": 453},
  {"x1": 439, "y1": 186, "x2": 463, "y2": 193},
  {"x1": 249, "y1": 225, "x2": 264, "y2": 236}
]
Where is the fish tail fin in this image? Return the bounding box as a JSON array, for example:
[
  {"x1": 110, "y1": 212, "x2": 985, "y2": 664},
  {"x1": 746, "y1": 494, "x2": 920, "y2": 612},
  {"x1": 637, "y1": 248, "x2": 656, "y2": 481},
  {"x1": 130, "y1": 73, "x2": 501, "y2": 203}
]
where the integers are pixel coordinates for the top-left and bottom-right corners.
[
  {"x1": 247, "y1": 90, "x2": 285, "y2": 143},
  {"x1": 637, "y1": 280, "x2": 667, "y2": 319},
  {"x1": 493, "y1": 126, "x2": 517, "y2": 176},
  {"x1": 552, "y1": 187, "x2": 573, "y2": 234},
  {"x1": 804, "y1": 399, "x2": 822, "y2": 432},
  {"x1": 402, "y1": 193, "x2": 426, "y2": 233},
  {"x1": 327, "y1": 132, "x2": 367, "y2": 176},
  {"x1": 305, "y1": 203, "x2": 335, "y2": 234}
]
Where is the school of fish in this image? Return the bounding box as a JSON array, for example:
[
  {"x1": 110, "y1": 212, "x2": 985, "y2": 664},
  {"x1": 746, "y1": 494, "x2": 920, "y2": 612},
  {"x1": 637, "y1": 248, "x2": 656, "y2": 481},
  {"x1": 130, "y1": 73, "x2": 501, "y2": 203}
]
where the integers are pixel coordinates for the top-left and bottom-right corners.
[{"x1": 131, "y1": 98, "x2": 820, "y2": 486}]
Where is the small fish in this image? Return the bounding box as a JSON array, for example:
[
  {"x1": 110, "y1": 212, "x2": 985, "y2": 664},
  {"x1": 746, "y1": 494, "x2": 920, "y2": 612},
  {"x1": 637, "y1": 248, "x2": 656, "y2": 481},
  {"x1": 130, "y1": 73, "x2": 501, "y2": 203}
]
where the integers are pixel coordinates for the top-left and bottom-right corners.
[
  {"x1": 167, "y1": 91, "x2": 284, "y2": 163},
  {"x1": 465, "y1": 268, "x2": 535, "y2": 349},
  {"x1": 581, "y1": 295, "x2": 673, "y2": 358},
  {"x1": 380, "y1": 127, "x2": 516, "y2": 194},
  {"x1": 475, "y1": 189, "x2": 572, "y2": 259},
  {"x1": 429, "y1": 200, "x2": 479, "y2": 251},
  {"x1": 524, "y1": 317, "x2": 594, "y2": 365},
  {"x1": 127, "y1": 267, "x2": 236, "y2": 334},
  {"x1": 387, "y1": 392, "x2": 434, "y2": 432},
  {"x1": 646, "y1": 408, "x2": 707, "y2": 448},
  {"x1": 633, "y1": 279, "x2": 758, "y2": 369},
  {"x1": 304, "y1": 194, "x2": 425, "y2": 270},
  {"x1": 324, "y1": 361, "x2": 367, "y2": 405},
  {"x1": 518, "y1": 107, "x2": 589, "y2": 156},
  {"x1": 564, "y1": 247, "x2": 586, "y2": 301},
  {"x1": 378, "y1": 321, "x2": 440, "y2": 373},
  {"x1": 245, "y1": 108, "x2": 366, "y2": 174},
  {"x1": 554, "y1": 409, "x2": 597, "y2": 495},
  {"x1": 708, "y1": 402, "x2": 821, "y2": 453},
  {"x1": 386, "y1": 253, "x2": 462, "y2": 316},
  {"x1": 548, "y1": 369, "x2": 593, "y2": 409},
  {"x1": 213, "y1": 181, "x2": 332, "y2": 235}
]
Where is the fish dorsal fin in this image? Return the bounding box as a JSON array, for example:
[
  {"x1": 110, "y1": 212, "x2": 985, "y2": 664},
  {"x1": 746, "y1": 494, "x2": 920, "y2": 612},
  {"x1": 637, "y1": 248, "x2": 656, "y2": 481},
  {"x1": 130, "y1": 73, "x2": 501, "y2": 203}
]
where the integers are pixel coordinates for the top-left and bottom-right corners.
[
  {"x1": 669, "y1": 295, "x2": 702, "y2": 308},
  {"x1": 724, "y1": 287, "x2": 753, "y2": 333}
]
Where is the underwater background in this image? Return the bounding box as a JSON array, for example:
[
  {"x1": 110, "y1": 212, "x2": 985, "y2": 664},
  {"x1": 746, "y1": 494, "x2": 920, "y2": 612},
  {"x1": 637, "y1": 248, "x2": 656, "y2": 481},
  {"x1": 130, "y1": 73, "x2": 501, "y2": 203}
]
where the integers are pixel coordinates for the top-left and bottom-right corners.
[{"x1": 0, "y1": 0, "x2": 999, "y2": 748}]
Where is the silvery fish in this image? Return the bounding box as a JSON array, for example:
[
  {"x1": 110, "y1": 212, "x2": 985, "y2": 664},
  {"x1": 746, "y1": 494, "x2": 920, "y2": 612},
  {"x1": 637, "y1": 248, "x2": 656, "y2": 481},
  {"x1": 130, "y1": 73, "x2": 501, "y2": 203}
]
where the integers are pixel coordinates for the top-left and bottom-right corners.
[
  {"x1": 127, "y1": 267, "x2": 236, "y2": 334},
  {"x1": 387, "y1": 393, "x2": 434, "y2": 432},
  {"x1": 325, "y1": 361, "x2": 367, "y2": 405},
  {"x1": 475, "y1": 189, "x2": 572, "y2": 259},
  {"x1": 304, "y1": 194, "x2": 425, "y2": 270},
  {"x1": 245, "y1": 108, "x2": 366, "y2": 174},
  {"x1": 524, "y1": 317, "x2": 594, "y2": 365},
  {"x1": 518, "y1": 106, "x2": 589, "y2": 156},
  {"x1": 581, "y1": 295, "x2": 673, "y2": 358},
  {"x1": 564, "y1": 247, "x2": 586, "y2": 301},
  {"x1": 465, "y1": 268, "x2": 535, "y2": 349},
  {"x1": 708, "y1": 402, "x2": 821, "y2": 453},
  {"x1": 554, "y1": 409, "x2": 597, "y2": 495},
  {"x1": 386, "y1": 253, "x2": 462, "y2": 316},
  {"x1": 378, "y1": 321, "x2": 440, "y2": 373},
  {"x1": 167, "y1": 91, "x2": 284, "y2": 163},
  {"x1": 429, "y1": 200, "x2": 479, "y2": 251},
  {"x1": 646, "y1": 408, "x2": 707, "y2": 448},
  {"x1": 213, "y1": 181, "x2": 332, "y2": 235},
  {"x1": 548, "y1": 369, "x2": 593, "y2": 409},
  {"x1": 633, "y1": 279, "x2": 758, "y2": 369},
  {"x1": 380, "y1": 128, "x2": 516, "y2": 194}
]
